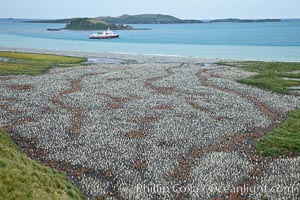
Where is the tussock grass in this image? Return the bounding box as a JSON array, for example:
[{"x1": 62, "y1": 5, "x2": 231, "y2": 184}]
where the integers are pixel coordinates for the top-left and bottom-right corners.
[
  {"x1": 219, "y1": 61, "x2": 300, "y2": 94},
  {"x1": 0, "y1": 51, "x2": 87, "y2": 76},
  {"x1": 0, "y1": 129, "x2": 85, "y2": 200},
  {"x1": 256, "y1": 109, "x2": 300, "y2": 157}
]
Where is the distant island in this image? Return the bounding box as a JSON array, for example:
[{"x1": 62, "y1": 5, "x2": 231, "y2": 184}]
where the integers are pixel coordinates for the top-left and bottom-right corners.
[
  {"x1": 96, "y1": 14, "x2": 203, "y2": 24},
  {"x1": 25, "y1": 14, "x2": 203, "y2": 25},
  {"x1": 64, "y1": 18, "x2": 133, "y2": 30},
  {"x1": 24, "y1": 14, "x2": 282, "y2": 31},
  {"x1": 207, "y1": 18, "x2": 281, "y2": 23}
]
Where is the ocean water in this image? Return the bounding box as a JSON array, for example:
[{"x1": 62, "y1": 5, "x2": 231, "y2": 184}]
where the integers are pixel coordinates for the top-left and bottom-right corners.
[{"x1": 1, "y1": 18, "x2": 300, "y2": 61}]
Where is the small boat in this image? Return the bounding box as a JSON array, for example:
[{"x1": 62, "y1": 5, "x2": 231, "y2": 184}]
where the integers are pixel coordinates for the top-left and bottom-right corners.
[
  {"x1": 47, "y1": 28, "x2": 61, "y2": 31},
  {"x1": 89, "y1": 28, "x2": 119, "y2": 39}
]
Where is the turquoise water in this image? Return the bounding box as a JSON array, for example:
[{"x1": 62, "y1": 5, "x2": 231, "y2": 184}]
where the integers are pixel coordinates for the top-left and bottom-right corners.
[{"x1": 1, "y1": 19, "x2": 300, "y2": 61}]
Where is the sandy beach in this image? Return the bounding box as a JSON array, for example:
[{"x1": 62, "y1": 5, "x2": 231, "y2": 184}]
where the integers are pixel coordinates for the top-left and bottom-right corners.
[{"x1": 0, "y1": 48, "x2": 299, "y2": 199}]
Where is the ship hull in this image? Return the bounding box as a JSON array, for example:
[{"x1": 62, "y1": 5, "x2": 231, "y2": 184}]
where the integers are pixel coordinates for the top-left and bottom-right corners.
[{"x1": 89, "y1": 35, "x2": 119, "y2": 39}]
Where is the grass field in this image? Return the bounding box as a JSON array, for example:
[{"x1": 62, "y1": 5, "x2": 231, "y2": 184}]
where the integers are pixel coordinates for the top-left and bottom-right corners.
[
  {"x1": 256, "y1": 109, "x2": 300, "y2": 157},
  {"x1": 220, "y1": 61, "x2": 300, "y2": 157},
  {"x1": 218, "y1": 61, "x2": 300, "y2": 94},
  {"x1": 0, "y1": 129, "x2": 85, "y2": 200},
  {"x1": 0, "y1": 51, "x2": 87, "y2": 75}
]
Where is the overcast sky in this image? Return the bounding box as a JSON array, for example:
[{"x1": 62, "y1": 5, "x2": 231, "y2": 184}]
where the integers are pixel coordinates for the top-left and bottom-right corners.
[{"x1": 1, "y1": 0, "x2": 299, "y2": 19}]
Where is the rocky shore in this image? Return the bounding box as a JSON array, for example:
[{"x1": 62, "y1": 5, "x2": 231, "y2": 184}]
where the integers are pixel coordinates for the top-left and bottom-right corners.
[{"x1": 0, "y1": 48, "x2": 299, "y2": 199}]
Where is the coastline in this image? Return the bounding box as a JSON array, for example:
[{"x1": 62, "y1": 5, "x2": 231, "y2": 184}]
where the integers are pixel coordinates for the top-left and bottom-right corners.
[
  {"x1": 0, "y1": 46, "x2": 223, "y2": 64},
  {"x1": 2, "y1": 46, "x2": 300, "y2": 64}
]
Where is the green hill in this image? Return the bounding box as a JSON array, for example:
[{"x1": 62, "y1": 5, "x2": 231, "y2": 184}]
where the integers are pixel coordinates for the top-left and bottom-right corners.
[
  {"x1": 65, "y1": 18, "x2": 133, "y2": 30},
  {"x1": 97, "y1": 14, "x2": 203, "y2": 24},
  {"x1": 0, "y1": 129, "x2": 85, "y2": 199},
  {"x1": 25, "y1": 14, "x2": 203, "y2": 25}
]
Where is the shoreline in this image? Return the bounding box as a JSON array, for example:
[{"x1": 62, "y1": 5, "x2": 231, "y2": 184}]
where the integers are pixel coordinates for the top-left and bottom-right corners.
[
  {"x1": 0, "y1": 46, "x2": 222, "y2": 64},
  {"x1": 1, "y1": 46, "x2": 300, "y2": 63}
]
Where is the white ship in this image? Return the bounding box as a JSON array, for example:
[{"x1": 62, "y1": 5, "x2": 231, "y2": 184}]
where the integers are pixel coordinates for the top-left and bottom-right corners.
[{"x1": 89, "y1": 28, "x2": 119, "y2": 39}]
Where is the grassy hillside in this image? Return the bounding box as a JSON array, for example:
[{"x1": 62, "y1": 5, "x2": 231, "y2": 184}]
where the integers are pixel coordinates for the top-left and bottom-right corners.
[
  {"x1": 0, "y1": 51, "x2": 86, "y2": 75},
  {"x1": 256, "y1": 109, "x2": 300, "y2": 157},
  {"x1": 219, "y1": 61, "x2": 300, "y2": 94},
  {"x1": 0, "y1": 129, "x2": 85, "y2": 200}
]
